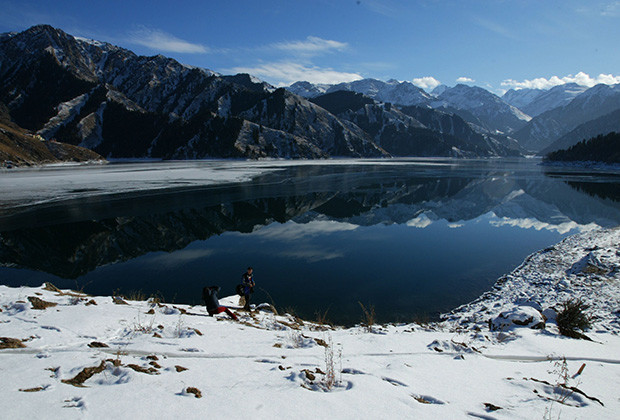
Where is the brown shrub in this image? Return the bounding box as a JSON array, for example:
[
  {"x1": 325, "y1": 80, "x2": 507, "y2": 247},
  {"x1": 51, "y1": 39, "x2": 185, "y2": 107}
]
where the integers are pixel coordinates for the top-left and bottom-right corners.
[
  {"x1": 28, "y1": 296, "x2": 57, "y2": 310},
  {"x1": 186, "y1": 387, "x2": 202, "y2": 398},
  {"x1": 61, "y1": 361, "x2": 107, "y2": 387},
  {"x1": 0, "y1": 337, "x2": 26, "y2": 349}
]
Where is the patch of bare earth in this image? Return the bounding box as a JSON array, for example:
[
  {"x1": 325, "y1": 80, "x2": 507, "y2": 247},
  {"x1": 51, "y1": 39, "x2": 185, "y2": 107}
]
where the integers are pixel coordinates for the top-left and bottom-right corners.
[
  {"x1": 28, "y1": 296, "x2": 57, "y2": 310},
  {"x1": 186, "y1": 387, "x2": 202, "y2": 398},
  {"x1": 0, "y1": 337, "x2": 26, "y2": 349}
]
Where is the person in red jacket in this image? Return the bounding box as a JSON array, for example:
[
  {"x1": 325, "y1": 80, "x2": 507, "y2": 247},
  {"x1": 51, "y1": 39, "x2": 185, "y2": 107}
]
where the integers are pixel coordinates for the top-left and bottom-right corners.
[{"x1": 202, "y1": 286, "x2": 238, "y2": 320}]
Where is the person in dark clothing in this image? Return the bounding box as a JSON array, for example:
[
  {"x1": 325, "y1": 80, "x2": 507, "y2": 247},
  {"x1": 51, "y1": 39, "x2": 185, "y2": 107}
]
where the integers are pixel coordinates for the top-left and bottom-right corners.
[
  {"x1": 241, "y1": 267, "x2": 255, "y2": 311},
  {"x1": 202, "y1": 286, "x2": 238, "y2": 320}
]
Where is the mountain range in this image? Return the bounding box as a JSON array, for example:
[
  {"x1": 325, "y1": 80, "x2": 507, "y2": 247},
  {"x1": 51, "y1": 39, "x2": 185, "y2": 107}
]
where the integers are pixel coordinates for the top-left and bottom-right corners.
[
  {"x1": 1, "y1": 25, "x2": 619, "y2": 160},
  {"x1": 290, "y1": 78, "x2": 620, "y2": 155}
]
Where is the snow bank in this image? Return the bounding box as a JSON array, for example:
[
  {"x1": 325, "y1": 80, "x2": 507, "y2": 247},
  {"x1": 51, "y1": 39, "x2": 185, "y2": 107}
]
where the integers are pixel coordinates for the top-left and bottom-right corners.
[{"x1": 1, "y1": 228, "x2": 620, "y2": 419}]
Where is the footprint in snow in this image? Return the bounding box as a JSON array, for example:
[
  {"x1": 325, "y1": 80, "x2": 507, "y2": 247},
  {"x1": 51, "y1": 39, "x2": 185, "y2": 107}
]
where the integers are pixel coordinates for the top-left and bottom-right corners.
[
  {"x1": 341, "y1": 368, "x2": 366, "y2": 375},
  {"x1": 412, "y1": 394, "x2": 446, "y2": 405},
  {"x1": 382, "y1": 376, "x2": 408, "y2": 387},
  {"x1": 63, "y1": 397, "x2": 86, "y2": 410},
  {"x1": 41, "y1": 325, "x2": 61, "y2": 332}
]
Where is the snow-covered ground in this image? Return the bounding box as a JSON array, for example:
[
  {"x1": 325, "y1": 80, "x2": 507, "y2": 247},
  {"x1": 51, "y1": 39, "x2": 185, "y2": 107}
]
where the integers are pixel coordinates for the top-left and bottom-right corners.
[{"x1": 1, "y1": 228, "x2": 619, "y2": 419}]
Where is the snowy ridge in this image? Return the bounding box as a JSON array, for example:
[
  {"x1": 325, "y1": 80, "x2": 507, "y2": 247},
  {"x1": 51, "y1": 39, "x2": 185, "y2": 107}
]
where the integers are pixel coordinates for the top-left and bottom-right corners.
[
  {"x1": 288, "y1": 78, "x2": 433, "y2": 106},
  {"x1": 514, "y1": 83, "x2": 620, "y2": 152},
  {"x1": 444, "y1": 227, "x2": 620, "y2": 333}
]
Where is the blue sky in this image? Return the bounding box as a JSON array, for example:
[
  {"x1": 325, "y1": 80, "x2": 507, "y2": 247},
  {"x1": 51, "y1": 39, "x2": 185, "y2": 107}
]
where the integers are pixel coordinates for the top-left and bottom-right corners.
[{"x1": 1, "y1": 0, "x2": 619, "y2": 93}]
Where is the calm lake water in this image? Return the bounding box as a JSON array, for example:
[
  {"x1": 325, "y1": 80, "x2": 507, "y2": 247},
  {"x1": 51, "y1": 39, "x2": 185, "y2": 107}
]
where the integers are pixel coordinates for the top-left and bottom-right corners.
[{"x1": 1, "y1": 158, "x2": 619, "y2": 325}]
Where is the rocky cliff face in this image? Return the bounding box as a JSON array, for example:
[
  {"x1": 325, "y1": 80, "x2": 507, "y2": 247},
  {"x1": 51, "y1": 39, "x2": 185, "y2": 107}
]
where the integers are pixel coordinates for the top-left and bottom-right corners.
[
  {"x1": 0, "y1": 103, "x2": 103, "y2": 166},
  {"x1": 311, "y1": 91, "x2": 522, "y2": 157},
  {"x1": 0, "y1": 25, "x2": 382, "y2": 159}
]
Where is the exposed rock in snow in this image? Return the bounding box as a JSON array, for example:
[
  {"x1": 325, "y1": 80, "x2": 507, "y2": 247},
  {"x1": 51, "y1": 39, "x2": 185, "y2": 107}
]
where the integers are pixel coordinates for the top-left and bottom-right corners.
[{"x1": 491, "y1": 306, "x2": 546, "y2": 331}]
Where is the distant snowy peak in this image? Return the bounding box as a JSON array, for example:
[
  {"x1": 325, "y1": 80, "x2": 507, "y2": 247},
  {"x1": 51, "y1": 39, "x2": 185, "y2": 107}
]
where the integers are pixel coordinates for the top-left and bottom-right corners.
[
  {"x1": 287, "y1": 81, "x2": 331, "y2": 98},
  {"x1": 287, "y1": 78, "x2": 432, "y2": 106},
  {"x1": 513, "y1": 83, "x2": 620, "y2": 152},
  {"x1": 431, "y1": 84, "x2": 449, "y2": 97},
  {"x1": 432, "y1": 84, "x2": 531, "y2": 134},
  {"x1": 520, "y1": 83, "x2": 589, "y2": 117},
  {"x1": 502, "y1": 88, "x2": 544, "y2": 110},
  {"x1": 326, "y1": 78, "x2": 432, "y2": 106}
]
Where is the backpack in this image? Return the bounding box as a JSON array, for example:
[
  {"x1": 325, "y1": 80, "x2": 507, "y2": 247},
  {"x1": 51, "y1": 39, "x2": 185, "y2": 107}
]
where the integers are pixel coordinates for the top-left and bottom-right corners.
[{"x1": 236, "y1": 284, "x2": 245, "y2": 296}]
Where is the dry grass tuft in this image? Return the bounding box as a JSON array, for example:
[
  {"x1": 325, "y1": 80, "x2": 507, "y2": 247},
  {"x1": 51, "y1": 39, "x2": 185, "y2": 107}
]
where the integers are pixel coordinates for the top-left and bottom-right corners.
[
  {"x1": 313, "y1": 337, "x2": 328, "y2": 348},
  {"x1": 358, "y1": 301, "x2": 376, "y2": 332},
  {"x1": 43, "y1": 282, "x2": 62, "y2": 293},
  {"x1": 112, "y1": 296, "x2": 129, "y2": 305},
  {"x1": 0, "y1": 337, "x2": 26, "y2": 349},
  {"x1": 127, "y1": 364, "x2": 159, "y2": 375},
  {"x1": 175, "y1": 365, "x2": 188, "y2": 373},
  {"x1": 19, "y1": 386, "x2": 47, "y2": 392},
  {"x1": 61, "y1": 361, "x2": 107, "y2": 387},
  {"x1": 28, "y1": 296, "x2": 57, "y2": 310},
  {"x1": 85, "y1": 299, "x2": 97, "y2": 306},
  {"x1": 186, "y1": 387, "x2": 202, "y2": 398}
]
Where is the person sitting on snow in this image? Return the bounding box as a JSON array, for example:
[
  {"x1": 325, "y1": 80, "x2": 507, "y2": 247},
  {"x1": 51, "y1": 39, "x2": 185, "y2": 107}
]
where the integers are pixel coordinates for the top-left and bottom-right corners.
[{"x1": 202, "y1": 286, "x2": 238, "y2": 320}]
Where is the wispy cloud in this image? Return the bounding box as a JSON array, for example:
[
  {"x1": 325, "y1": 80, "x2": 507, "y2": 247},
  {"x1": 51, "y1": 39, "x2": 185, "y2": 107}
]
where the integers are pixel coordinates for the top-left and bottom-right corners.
[
  {"x1": 501, "y1": 71, "x2": 620, "y2": 90},
  {"x1": 472, "y1": 16, "x2": 517, "y2": 40},
  {"x1": 271, "y1": 36, "x2": 348, "y2": 55},
  {"x1": 361, "y1": 0, "x2": 402, "y2": 18},
  {"x1": 253, "y1": 220, "x2": 359, "y2": 241},
  {"x1": 411, "y1": 76, "x2": 441, "y2": 90},
  {"x1": 456, "y1": 76, "x2": 475, "y2": 83},
  {"x1": 143, "y1": 249, "x2": 217, "y2": 267},
  {"x1": 489, "y1": 217, "x2": 598, "y2": 234},
  {"x1": 128, "y1": 26, "x2": 208, "y2": 54},
  {"x1": 229, "y1": 61, "x2": 363, "y2": 86},
  {"x1": 276, "y1": 247, "x2": 345, "y2": 263},
  {"x1": 602, "y1": 1, "x2": 620, "y2": 16}
]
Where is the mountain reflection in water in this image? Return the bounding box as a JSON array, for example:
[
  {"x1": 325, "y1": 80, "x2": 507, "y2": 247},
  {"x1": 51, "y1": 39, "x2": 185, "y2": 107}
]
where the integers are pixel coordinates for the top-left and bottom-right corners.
[{"x1": 1, "y1": 160, "x2": 619, "y2": 325}]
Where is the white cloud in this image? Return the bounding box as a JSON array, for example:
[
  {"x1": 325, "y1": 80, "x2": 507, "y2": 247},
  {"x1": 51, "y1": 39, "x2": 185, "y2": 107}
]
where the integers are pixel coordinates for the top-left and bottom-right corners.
[
  {"x1": 276, "y1": 247, "x2": 345, "y2": 263},
  {"x1": 128, "y1": 27, "x2": 208, "y2": 54},
  {"x1": 489, "y1": 217, "x2": 599, "y2": 234},
  {"x1": 253, "y1": 220, "x2": 359, "y2": 241},
  {"x1": 501, "y1": 72, "x2": 620, "y2": 90},
  {"x1": 272, "y1": 36, "x2": 348, "y2": 55},
  {"x1": 602, "y1": 1, "x2": 620, "y2": 16},
  {"x1": 411, "y1": 76, "x2": 441, "y2": 90},
  {"x1": 406, "y1": 213, "x2": 433, "y2": 228},
  {"x1": 456, "y1": 77, "x2": 475, "y2": 83},
  {"x1": 229, "y1": 61, "x2": 363, "y2": 86}
]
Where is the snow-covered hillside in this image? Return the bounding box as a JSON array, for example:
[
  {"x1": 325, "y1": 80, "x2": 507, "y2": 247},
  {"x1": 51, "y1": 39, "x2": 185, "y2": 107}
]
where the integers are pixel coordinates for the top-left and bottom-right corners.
[{"x1": 1, "y1": 228, "x2": 619, "y2": 419}]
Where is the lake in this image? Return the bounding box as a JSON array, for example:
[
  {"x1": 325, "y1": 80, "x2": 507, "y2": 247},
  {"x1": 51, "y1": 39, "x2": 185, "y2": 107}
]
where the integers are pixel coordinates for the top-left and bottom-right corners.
[{"x1": 1, "y1": 158, "x2": 619, "y2": 325}]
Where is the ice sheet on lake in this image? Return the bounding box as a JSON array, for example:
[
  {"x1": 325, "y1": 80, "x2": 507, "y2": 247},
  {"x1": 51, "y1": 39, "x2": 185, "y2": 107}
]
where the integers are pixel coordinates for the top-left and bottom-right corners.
[{"x1": 0, "y1": 161, "x2": 278, "y2": 209}]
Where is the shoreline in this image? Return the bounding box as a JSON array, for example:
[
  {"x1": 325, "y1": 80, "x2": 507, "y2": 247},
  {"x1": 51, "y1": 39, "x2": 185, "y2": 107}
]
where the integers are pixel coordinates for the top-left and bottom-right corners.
[{"x1": 1, "y1": 227, "x2": 619, "y2": 419}]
